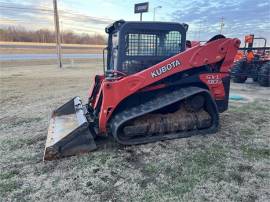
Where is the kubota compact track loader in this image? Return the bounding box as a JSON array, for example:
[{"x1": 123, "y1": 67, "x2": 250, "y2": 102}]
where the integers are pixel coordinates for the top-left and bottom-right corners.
[{"x1": 44, "y1": 20, "x2": 240, "y2": 160}]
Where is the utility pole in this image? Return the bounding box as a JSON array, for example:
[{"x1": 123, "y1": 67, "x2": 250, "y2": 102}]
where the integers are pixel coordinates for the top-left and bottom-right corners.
[
  {"x1": 198, "y1": 21, "x2": 202, "y2": 40},
  {"x1": 198, "y1": 19, "x2": 206, "y2": 41},
  {"x1": 60, "y1": 20, "x2": 64, "y2": 44},
  {"x1": 220, "y1": 17, "x2": 224, "y2": 34},
  {"x1": 153, "y1": 6, "x2": 162, "y2": 21},
  {"x1": 53, "y1": 0, "x2": 62, "y2": 68}
]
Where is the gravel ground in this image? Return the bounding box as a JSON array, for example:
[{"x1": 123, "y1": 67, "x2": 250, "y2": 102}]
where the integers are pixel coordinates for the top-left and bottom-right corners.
[{"x1": 0, "y1": 62, "x2": 269, "y2": 201}]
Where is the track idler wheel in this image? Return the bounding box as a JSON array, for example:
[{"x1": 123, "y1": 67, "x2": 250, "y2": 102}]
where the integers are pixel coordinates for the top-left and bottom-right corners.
[{"x1": 184, "y1": 94, "x2": 205, "y2": 112}]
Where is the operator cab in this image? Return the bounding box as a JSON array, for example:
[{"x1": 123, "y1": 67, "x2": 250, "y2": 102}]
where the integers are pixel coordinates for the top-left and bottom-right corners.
[{"x1": 105, "y1": 20, "x2": 188, "y2": 75}]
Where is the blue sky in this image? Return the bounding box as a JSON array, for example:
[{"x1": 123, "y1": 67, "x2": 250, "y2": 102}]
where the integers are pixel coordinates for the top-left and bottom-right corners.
[{"x1": 0, "y1": 0, "x2": 269, "y2": 44}]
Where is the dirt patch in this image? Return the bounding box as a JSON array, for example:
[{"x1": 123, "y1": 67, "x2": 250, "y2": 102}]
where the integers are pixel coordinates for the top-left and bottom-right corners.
[{"x1": 0, "y1": 63, "x2": 270, "y2": 201}]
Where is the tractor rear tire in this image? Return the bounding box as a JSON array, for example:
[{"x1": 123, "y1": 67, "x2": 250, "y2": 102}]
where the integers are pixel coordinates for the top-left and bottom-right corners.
[
  {"x1": 231, "y1": 60, "x2": 247, "y2": 83},
  {"x1": 253, "y1": 76, "x2": 258, "y2": 82},
  {"x1": 258, "y1": 62, "x2": 270, "y2": 87}
]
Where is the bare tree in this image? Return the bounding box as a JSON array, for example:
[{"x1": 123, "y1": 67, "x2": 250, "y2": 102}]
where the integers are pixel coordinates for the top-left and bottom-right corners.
[{"x1": 0, "y1": 26, "x2": 106, "y2": 44}]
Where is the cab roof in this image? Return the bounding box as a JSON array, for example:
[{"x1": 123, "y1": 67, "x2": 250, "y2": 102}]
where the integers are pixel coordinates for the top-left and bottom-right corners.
[{"x1": 105, "y1": 20, "x2": 188, "y2": 34}]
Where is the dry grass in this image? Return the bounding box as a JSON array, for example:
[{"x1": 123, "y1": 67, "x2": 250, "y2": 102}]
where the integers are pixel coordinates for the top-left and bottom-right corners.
[
  {"x1": 0, "y1": 48, "x2": 103, "y2": 54},
  {"x1": 0, "y1": 42, "x2": 104, "y2": 54},
  {"x1": 0, "y1": 62, "x2": 270, "y2": 201},
  {"x1": 1, "y1": 58, "x2": 102, "y2": 67},
  {"x1": 0, "y1": 41, "x2": 105, "y2": 47}
]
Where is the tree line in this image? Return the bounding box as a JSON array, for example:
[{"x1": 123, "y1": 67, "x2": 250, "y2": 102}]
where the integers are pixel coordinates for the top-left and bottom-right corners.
[{"x1": 0, "y1": 27, "x2": 106, "y2": 45}]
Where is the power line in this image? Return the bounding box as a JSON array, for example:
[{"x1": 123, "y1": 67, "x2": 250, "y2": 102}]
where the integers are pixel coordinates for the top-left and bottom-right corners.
[
  {"x1": 0, "y1": 5, "x2": 53, "y2": 12},
  {"x1": 0, "y1": 3, "x2": 114, "y2": 22},
  {"x1": 0, "y1": 2, "x2": 52, "y2": 10},
  {"x1": 0, "y1": 17, "x2": 105, "y2": 29},
  {"x1": 0, "y1": 2, "x2": 109, "y2": 35},
  {"x1": 220, "y1": 17, "x2": 225, "y2": 34},
  {"x1": 0, "y1": 6, "x2": 113, "y2": 25}
]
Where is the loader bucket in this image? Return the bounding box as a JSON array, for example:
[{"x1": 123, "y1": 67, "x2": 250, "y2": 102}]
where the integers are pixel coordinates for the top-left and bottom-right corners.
[{"x1": 44, "y1": 97, "x2": 97, "y2": 161}]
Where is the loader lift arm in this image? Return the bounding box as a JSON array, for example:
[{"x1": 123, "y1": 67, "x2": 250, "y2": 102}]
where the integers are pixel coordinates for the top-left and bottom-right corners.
[{"x1": 97, "y1": 37, "x2": 240, "y2": 133}]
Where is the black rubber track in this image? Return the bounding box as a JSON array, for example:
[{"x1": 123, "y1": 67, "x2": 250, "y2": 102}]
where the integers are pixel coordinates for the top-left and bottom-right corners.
[{"x1": 109, "y1": 87, "x2": 219, "y2": 145}]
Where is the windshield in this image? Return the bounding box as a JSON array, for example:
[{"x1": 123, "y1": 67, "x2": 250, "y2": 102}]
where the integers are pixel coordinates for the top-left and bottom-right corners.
[
  {"x1": 121, "y1": 30, "x2": 182, "y2": 74},
  {"x1": 125, "y1": 31, "x2": 182, "y2": 57}
]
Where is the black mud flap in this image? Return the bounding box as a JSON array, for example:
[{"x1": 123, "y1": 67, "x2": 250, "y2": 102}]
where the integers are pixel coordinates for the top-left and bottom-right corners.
[{"x1": 43, "y1": 97, "x2": 97, "y2": 161}]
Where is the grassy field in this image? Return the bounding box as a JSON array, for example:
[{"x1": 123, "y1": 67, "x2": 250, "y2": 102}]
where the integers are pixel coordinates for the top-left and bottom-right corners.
[
  {"x1": 0, "y1": 41, "x2": 105, "y2": 54},
  {"x1": 1, "y1": 58, "x2": 101, "y2": 68},
  {"x1": 0, "y1": 41, "x2": 104, "y2": 67},
  {"x1": 0, "y1": 62, "x2": 270, "y2": 201}
]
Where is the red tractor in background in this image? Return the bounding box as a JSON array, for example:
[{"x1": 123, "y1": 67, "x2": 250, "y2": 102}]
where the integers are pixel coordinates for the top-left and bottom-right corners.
[{"x1": 231, "y1": 34, "x2": 270, "y2": 86}]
